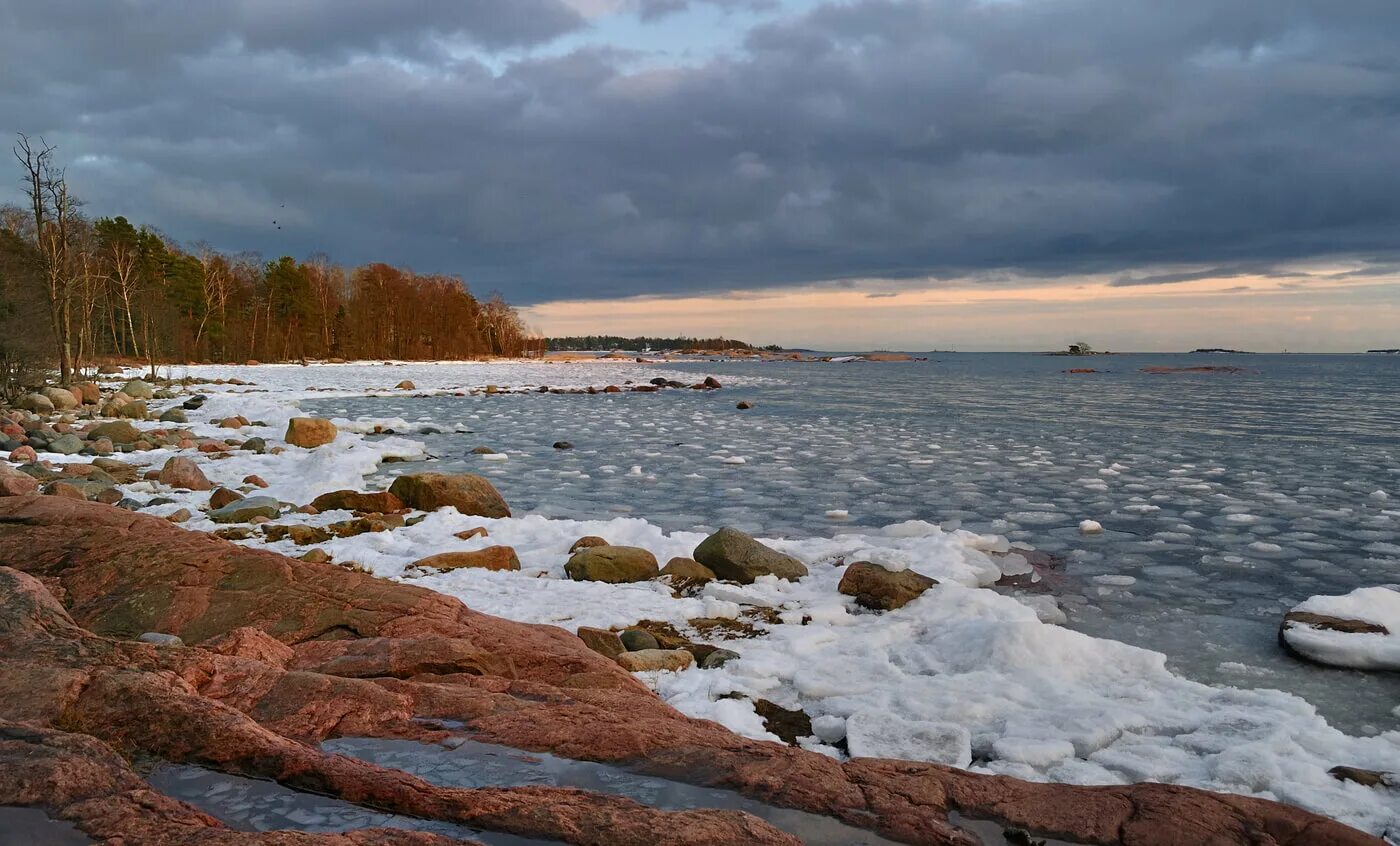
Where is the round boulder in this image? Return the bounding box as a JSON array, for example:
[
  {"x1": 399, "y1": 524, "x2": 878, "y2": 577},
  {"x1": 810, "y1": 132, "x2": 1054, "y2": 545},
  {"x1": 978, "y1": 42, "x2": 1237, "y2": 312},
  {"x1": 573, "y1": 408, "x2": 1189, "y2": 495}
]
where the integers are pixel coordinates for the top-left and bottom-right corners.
[
  {"x1": 693, "y1": 527, "x2": 807, "y2": 584},
  {"x1": 569, "y1": 535, "x2": 609, "y2": 553},
  {"x1": 565, "y1": 546, "x2": 659, "y2": 583},
  {"x1": 119, "y1": 379, "x2": 154, "y2": 399},
  {"x1": 158, "y1": 457, "x2": 213, "y2": 491},
  {"x1": 388, "y1": 472, "x2": 510, "y2": 518},
  {"x1": 838, "y1": 561, "x2": 937, "y2": 611},
  {"x1": 285, "y1": 417, "x2": 337, "y2": 448}
]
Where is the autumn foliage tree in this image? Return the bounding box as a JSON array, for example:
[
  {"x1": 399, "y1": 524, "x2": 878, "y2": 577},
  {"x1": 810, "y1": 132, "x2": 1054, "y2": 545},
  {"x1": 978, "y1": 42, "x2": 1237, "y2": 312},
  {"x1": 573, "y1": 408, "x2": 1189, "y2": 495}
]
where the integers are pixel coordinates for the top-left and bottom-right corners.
[{"x1": 1, "y1": 138, "x2": 541, "y2": 381}]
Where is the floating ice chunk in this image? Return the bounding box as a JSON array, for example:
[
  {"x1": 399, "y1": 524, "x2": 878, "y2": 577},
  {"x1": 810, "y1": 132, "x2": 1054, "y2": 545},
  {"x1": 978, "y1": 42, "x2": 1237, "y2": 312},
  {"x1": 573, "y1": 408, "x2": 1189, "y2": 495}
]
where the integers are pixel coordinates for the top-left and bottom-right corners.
[
  {"x1": 846, "y1": 712, "x2": 971, "y2": 767},
  {"x1": 993, "y1": 737, "x2": 1076, "y2": 768},
  {"x1": 722, "y1": 456, "x2": 747, "y2": 465},
  {"x1": 811, "y1": 714, "x2": 847, "y2": 744},
  {"x1": 1015, "y1": 595, "x2": 1067, "y2": 625},
  {"x1": 481, "y1": 452, "x2": 509, "y2": 462},
  {"x1": 1093, "y1": 575, "x2": 1137, "y2": 587},
  {"x1": 1079, "y1": 519, "x2": 1104, "y2": 535},
  {"x1": 825, "y1": 509, "x2": 850, "y2": 520},
  {"x1": 997, "y1": 553, "x2": 1033, "y2": 578},
  {"x1": 1281, "y1": 587, "x2": 1400, "y2": 671}
]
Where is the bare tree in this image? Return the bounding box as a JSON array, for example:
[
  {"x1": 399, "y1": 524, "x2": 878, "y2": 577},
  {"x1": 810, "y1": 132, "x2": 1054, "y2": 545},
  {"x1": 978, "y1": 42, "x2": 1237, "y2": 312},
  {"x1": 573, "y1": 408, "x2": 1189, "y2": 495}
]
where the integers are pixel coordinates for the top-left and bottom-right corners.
[{"x1": 14, "y1": 133, "x2": 76, "y2": 382}]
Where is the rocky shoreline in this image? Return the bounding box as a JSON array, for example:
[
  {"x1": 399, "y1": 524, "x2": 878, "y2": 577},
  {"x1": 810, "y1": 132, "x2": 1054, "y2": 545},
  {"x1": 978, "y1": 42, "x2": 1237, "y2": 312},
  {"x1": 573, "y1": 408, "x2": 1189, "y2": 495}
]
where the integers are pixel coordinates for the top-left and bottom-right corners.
[
  {"x1": 0, "y1": 365, "x2": 1393, "y2": 844},
  {"x1": 0, "y1": 496, "x2": 1381, "y2": 845}
]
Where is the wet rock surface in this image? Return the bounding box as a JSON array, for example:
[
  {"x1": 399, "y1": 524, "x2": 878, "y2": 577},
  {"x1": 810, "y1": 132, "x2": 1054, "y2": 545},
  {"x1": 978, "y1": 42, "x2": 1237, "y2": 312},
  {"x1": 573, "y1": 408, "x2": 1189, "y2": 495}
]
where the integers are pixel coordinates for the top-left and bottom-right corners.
[{"x1": 0, "y1": 496, "x2": 1382, "y2": 846}]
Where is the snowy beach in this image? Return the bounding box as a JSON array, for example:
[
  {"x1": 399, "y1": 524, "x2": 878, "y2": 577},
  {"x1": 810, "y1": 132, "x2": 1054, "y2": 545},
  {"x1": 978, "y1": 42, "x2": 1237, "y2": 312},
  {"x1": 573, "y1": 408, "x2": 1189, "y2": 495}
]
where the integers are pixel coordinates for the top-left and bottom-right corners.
[{"x1": 6, "y1": 354, "x2": 1399, "y2": 837}]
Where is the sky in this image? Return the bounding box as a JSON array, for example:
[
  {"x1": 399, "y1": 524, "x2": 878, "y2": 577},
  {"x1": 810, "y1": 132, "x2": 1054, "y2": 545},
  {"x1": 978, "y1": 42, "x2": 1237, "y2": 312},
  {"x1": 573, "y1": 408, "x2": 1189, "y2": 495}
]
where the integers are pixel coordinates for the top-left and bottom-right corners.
[{"x1": 1, "y1": 0, "x2": 1398, "y2": 351}]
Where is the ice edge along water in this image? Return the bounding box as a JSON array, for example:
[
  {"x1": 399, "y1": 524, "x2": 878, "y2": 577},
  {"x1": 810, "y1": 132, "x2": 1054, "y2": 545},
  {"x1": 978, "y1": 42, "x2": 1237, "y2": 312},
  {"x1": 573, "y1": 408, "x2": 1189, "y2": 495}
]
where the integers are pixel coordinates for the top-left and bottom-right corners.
[{"x1": 30, "y1": 360, "x2": 1400, "y2": 836}]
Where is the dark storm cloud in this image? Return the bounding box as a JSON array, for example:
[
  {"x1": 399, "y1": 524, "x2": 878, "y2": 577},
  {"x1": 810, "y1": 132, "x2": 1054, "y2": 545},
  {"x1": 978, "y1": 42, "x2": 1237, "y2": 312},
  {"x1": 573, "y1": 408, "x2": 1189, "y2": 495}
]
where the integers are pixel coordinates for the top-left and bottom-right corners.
[
  {"x1": 634, "y1": 0, "x2": 778, "y2": 22},
  {"x1": 2, "y1": 0, "x2": 1399, "y2": 303}
]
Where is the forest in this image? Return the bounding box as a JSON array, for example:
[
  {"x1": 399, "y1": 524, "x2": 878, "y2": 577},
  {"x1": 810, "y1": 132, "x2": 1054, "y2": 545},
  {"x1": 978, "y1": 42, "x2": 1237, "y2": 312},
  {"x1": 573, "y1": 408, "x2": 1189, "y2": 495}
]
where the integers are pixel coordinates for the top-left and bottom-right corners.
[
  {"x1": 546, "y1": 335, "x2": 774, "y2": 352},
  {"x1": 0, "y1": 135, "x2": 540, "y2": 395}
]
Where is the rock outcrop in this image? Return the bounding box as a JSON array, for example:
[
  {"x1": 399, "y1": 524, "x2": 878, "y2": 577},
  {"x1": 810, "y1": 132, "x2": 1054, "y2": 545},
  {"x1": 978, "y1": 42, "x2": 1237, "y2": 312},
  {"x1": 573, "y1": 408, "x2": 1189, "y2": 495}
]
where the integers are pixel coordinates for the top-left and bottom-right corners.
[{"x1": 0, "y1": 496, "x2": 1381, "y2": 846}]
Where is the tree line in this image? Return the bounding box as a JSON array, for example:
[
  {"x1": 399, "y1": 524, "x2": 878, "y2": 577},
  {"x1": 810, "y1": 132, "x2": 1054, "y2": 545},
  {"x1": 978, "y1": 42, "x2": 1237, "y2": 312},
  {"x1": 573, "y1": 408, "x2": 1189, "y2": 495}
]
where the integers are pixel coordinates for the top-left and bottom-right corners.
[
  {"x1": 1, "y1": 135, "x2": 540, "y2": 395},
  {"x1": 546, "y1": 335, "x2": 775, "y2": 352}
]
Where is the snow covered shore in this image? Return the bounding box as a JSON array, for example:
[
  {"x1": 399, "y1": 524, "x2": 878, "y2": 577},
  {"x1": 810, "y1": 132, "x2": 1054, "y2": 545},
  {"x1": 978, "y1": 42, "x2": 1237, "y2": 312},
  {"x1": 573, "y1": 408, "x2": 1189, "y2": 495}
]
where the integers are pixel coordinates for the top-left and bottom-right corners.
[{"x1": 9, "y1": 360, "x2": 1400, "y2": 837}]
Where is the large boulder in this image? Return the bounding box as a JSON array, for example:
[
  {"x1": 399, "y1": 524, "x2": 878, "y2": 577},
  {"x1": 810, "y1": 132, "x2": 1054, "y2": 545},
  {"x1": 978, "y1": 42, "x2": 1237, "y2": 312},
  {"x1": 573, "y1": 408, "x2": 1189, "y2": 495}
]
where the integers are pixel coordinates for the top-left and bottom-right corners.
[
  {"x1": 285, "y1": 417, "x2": 337, "y2": 448},
  {"x1": 693, "y1": 527, "x2": 807, "y2": 584},
  {"x1": 388, "y1": 472, "x2": 510, "y2": 518},
  {"x1": 116, "y1": 400, "x2": 148, "y2": 419},
  {"x1": 89, "y1": 420, "x2": 141, "y2": 445},
  {"x1": 565, "y1": 546, "x2": 660, "y2": 583},
  {"x1": 16, "y1": 393, "x2": 54, "y2": 414},
  {"x1": 119, "y1": 379, "x2": 154, "y2": 399},
  {"x1": 207, "y1": 495, "x2": 281, "y2": 524},
  {"x1": 838, "y1": 561, "x2": 937, "y2": 611},
  {"x1": 158, "y1": 407, "x2": 187, "y2": 424},
  {"x1": 157, "y1": 456, "x2": 213, "y2": 491},
  {"x1": 311, "y1": 489, "x2": 404, "y2": 513},
  {"x1": 413, "y1": 546, "x2": 521, "y2": 572},
  {"x1": 40, "y1": 387, "x2": 79, "y2": 411}
]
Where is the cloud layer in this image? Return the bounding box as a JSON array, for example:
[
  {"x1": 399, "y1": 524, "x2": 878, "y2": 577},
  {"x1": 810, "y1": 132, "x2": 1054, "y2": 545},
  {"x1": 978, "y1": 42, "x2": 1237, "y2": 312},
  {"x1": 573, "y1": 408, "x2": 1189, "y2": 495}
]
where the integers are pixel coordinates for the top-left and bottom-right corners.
[{"x1": 2, "y1": 0, "x2": 1398, "y2": 303}]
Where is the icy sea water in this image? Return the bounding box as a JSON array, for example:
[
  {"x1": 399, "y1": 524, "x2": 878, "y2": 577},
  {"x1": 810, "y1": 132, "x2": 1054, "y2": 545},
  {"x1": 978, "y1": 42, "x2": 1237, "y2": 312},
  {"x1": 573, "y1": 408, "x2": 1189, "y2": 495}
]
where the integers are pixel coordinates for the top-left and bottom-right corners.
[{"x1": 305, "y1": 353, "x2": 1400, "y2": 732}]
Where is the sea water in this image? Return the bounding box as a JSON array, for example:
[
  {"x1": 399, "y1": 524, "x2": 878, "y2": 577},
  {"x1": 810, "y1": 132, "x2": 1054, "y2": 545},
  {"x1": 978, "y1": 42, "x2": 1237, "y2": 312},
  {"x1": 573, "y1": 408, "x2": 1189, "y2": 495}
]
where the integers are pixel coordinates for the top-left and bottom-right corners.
[{"x1": 301, "y1": 353, "x2": 1400, "y2": 734}]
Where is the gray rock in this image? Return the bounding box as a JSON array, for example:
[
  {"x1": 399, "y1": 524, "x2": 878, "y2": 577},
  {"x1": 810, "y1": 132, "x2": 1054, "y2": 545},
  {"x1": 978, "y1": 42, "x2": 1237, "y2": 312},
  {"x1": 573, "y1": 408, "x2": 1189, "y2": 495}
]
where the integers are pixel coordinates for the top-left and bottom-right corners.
[
  {"x1": 137, "y1": 632, "x2": 184, "y2": 647},
  {"x1": 17, "y1": 393, "x2": 54, "y2": 414},
  {"x1": 700, "y1": 648, "x2": 741, "y2": 669},
  {"x1": 619, "y1": 628, "x2": 660, "y2": 651},
  {"x1": 158, "y1": 407, "x2": 188, "y2": 424},
  {"x1": 183, "y1": 394, "x2": 207, "y2": 410},
  {"x1": 207, "y1": 495, "x2": 282, "y2": 523},
  {"x1": 47, "y1": 433, "x2": 85, "y2": 455},
  {"x1": 693, "y1": 527, "x2": 807, "y2": 584},
  {"x1": 120, "y1": 379, "x2": 154, "y2": 399},
  {"x1": 242, "y1": 437, "x2": 266, "y2": 453},
  {"x1": 41, "y1": 387, "x2": 79, "y2": 410},
  {"x1": 89, "y1": 420, "x2": 142, "y2": 444},
  {"x1": 116, "y1": 400, "x2": 148, "y2": 419}
]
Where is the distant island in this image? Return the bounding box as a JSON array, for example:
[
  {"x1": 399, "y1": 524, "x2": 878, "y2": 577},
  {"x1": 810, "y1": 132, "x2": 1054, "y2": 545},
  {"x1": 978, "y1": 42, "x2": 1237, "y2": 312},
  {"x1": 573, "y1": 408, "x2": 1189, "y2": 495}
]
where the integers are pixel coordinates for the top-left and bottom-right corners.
[
  {"x1": 1191, "y1": 348, "x2": 1254, "y2": 354},
  {"x1": 545, "y1": 335, "x2": 780, "y2": 353},
  {"x1": 1367, "y1": 348, "x2": 1400, "y2": 354},
  {"x1": 1045, "y1": 341, "x2": 1113, "y2": 356}
]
